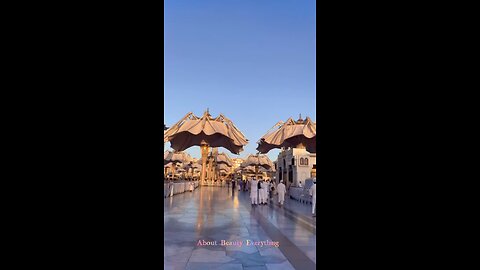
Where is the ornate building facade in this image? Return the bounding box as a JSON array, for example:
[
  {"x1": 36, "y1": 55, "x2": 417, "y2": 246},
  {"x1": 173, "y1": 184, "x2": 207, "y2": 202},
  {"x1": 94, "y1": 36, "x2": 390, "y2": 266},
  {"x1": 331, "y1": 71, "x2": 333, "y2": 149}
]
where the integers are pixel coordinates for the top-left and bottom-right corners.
[{"x1": 275, "y1": 148, "x2": 316, "y2": 187}]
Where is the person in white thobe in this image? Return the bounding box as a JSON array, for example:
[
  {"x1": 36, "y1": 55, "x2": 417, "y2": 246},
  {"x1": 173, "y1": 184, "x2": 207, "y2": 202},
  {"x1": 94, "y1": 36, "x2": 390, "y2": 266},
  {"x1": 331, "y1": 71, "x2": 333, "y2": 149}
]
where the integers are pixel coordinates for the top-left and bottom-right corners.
[
  {"x1": 189, "y1": 181, "x2": 194, "y2": 192},
  {"x1": 250, "y1": 178, "x2": 258, "y2": 205},
  {"x1": 261, "y1": 180, "x2": 269, "y2": 204},
  {"x1": 169, "y1": 181, "x2": 174, "y2": 197},
  {"x1": 257, "y1": 180, "x2": 263, "y2": 204},
  {"x1": 277, "y1": 180, "x2": 286, "y2": 205},
  {"x1": 309, "y1": 179, "x2": 316, "y2": 216}
]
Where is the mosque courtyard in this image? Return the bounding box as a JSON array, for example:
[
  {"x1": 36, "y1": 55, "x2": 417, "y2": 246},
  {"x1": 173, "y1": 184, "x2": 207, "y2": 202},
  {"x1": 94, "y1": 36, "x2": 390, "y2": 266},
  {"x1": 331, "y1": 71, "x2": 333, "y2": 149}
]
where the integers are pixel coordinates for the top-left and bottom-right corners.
[{"x1": 164, "y1": 186, "x2": 316, "y2": 270}]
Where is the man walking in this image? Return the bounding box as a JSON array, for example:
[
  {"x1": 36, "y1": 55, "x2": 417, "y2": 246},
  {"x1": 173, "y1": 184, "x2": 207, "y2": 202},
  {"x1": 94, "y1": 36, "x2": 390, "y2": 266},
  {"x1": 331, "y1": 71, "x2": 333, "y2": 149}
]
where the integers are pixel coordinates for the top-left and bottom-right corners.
[
  {"x1": 250, "y1": 177, "x2": 258, "y2": 206},
  {"x1": 169, "y1": 180, "x2": 174, "y2": 197},
  {"x1": 261, "y1": 180, "x2": 269, "y2": 204},
  {"x1": 277, "y1": 180, "x2": 286, "y2": 206},
  {"x1": 258, "y1": 180, "x2": 264, "y2": 204}
]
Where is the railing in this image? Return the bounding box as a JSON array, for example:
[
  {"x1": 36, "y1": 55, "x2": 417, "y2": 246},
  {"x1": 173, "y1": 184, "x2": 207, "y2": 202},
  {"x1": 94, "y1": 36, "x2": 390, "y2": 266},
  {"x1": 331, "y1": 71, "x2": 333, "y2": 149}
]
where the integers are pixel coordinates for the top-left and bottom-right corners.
[
  {"x1": 164, "y1": 180, "x2": 199, "y2": 197},
  {"x1": 288, "y1": 178, "x2": 315, "y2": 204}
]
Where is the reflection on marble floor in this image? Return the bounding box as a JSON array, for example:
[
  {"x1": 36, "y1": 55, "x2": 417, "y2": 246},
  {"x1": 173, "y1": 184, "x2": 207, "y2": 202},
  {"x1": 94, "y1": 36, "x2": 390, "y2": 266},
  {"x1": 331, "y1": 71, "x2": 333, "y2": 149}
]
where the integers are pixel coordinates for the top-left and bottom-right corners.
[{"x1": 164, "y1": 186, "x2": 315, "y2": 270}]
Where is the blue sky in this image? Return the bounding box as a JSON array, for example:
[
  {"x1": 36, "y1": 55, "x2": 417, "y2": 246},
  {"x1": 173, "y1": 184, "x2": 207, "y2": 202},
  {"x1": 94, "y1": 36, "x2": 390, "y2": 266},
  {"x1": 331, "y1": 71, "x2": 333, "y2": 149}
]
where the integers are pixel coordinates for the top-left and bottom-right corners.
[{"x1": 164, "y1": 0, "x2": 316, "y2": 161}]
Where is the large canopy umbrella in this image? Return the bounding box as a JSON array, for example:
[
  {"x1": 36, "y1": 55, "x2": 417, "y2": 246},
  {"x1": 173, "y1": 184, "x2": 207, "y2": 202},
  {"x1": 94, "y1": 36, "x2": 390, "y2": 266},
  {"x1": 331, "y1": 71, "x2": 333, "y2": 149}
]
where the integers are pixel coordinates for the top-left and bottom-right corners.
[
  {"x1": 241, "y1": 153, "x2": 275, "y2": 179},
  {"x1": 164, "y1": 110, "x2": 248, "y2": 184},
  {"x1": 217, "y1": 164, "x2": 231, "y2": 179},
  {"x1": 215, "y1": 152, "x2": 233, "y2": 167},
  {"x1": 256, "y1": 116, "x2": 316, "y2": 154},
  {"x1": 164, "y1": 150, "x2": 192, "y2": 178},
  {"x1": 213, "y1": 152, "x2": 233, "y2": 181},
  {"x1": 164, "y1": 162, "x2": 181, "y2": 179},
  {"x1": 164, "y1": 150, "x2": 192, "y2": 165},
  {"x1": 216, "y1": 163, "x2": 231, "y2": 174},
  {"x1": 184, "y1": 162, "x2": 201, "y2": 170},
  {"x1": 183, "y1": 162, "x2": 202, "y2": 179},
  {"x1": 236, "y1": 165, "x2": 258, "y2": 173},
  {"x1": 241, "y1": 154, "x2": 275, "y2": 170},
  {"x1": 236, "y1": 165, "x2": 270, "y2": 180}
]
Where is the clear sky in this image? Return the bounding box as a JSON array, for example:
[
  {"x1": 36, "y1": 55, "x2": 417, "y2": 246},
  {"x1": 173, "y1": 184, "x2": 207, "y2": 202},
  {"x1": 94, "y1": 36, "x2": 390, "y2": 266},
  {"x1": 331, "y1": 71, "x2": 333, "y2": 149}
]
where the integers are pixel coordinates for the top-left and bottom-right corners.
[{"x1": 164, "y1": 0, "x2": 316, "y2": 161}]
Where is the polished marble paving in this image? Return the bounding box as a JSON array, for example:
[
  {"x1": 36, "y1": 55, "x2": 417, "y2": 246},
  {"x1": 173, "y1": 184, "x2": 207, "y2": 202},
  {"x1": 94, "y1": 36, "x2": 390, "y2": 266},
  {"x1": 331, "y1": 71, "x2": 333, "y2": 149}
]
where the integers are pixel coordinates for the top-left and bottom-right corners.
[{"x1": 164, "y1": 186, "x2": 316, "y2": 270}]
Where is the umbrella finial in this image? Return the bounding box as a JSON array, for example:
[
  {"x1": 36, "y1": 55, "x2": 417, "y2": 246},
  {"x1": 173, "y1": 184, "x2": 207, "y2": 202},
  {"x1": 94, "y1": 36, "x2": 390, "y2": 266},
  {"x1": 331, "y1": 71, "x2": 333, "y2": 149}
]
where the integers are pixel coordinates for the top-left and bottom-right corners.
[{"x1": 296, "y1": 114, "x2": 304, "y2": 123}]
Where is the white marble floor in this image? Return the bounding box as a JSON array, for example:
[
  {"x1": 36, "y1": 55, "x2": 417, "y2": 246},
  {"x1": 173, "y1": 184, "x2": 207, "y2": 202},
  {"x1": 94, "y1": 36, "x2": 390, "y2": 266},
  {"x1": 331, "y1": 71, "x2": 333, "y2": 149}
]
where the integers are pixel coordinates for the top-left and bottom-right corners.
[{"x1": 164, "y1": 186, "x2": 316, "y2": 270}]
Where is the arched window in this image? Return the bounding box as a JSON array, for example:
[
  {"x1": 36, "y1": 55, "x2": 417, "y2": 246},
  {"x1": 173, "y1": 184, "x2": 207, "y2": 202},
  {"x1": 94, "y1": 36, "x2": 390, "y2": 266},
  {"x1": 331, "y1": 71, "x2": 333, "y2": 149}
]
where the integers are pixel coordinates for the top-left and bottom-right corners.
[
  {"x1": 300, "y1": 158, "x2": 304, "y2": 165},
  {"x1": 305, "y1": 158, "x2": 309, "y2": 165}
]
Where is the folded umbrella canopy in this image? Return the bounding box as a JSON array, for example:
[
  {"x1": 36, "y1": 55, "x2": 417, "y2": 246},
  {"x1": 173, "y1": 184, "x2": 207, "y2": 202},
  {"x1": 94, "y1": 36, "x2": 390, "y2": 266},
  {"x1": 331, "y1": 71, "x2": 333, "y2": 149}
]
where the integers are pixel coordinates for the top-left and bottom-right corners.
[
  {"x1": 164, "y1": 110, "x2": 248, "y2": 184},
  {"x1": 257, "y1": 116, "x2": 316, "y2": 154}
]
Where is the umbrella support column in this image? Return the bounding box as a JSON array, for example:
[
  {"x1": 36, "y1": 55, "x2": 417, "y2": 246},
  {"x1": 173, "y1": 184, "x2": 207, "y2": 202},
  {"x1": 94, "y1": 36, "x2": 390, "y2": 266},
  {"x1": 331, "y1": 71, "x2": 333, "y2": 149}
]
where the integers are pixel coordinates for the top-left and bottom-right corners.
[{"x1": 200, "y1": 143, "x2": 209, "y2": 185}]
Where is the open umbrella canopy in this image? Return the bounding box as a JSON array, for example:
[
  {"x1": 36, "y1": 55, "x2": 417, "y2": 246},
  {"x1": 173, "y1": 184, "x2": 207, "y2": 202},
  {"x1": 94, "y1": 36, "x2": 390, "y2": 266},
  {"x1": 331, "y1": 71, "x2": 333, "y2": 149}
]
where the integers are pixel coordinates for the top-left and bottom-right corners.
[
  {"x1": 216, "y1": 163, "x2": 231, "y2": 172},
  {"x1": 218, "y1": 167, "x2": 230, "y2": 174},
  {"x1": 184, "y1": 162, "x2": 202, "y2": 170},
  {"x1": 215, "y1": 152, "x2": 233, "y2": 167},
  {"x1": 164, "y1": 110, "x2": 248, "y2": 154},
  {"x1": 164, "y1": 150, "x2": 192, "y2": 165},
  {"x1": 257, "y1": 116, "x2": 316, "y2": 154},
  {"x1": 236, "y1": 165, "x2": 269, "y2": 173},
  {"x1": 164, "y1": 162, "x2": 182, "y2": 169},
  {"x1": 241, "y1": 154, "x2": 275, "y2": 171}
]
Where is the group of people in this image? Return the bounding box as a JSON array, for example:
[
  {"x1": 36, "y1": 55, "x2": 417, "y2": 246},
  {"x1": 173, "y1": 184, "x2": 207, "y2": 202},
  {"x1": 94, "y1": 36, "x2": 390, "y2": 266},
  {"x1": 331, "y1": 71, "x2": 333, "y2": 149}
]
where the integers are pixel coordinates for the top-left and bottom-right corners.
[
  {"x1": 247, "y1": 178, "x2": 287, "y2": 207},
  {"x1": 246, "y1": 178, "x2": 285, "y2": 206},
  {"x1": 248, "y1": 178, "x2": 274, "y2": 205},
  {"x1": 247, "y1": 177, "x2": 316, "y2": 216}
]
